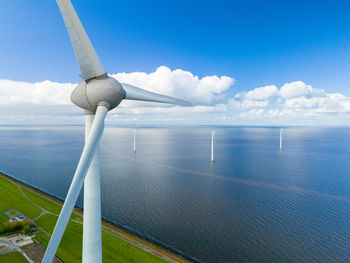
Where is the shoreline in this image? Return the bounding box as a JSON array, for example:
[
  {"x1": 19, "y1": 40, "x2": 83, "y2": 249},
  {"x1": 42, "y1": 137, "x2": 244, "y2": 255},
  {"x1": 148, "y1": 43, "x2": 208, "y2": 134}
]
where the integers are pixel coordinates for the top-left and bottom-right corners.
[{"x1": 0, "y1": 171, "x2": 197, "y2": 263}]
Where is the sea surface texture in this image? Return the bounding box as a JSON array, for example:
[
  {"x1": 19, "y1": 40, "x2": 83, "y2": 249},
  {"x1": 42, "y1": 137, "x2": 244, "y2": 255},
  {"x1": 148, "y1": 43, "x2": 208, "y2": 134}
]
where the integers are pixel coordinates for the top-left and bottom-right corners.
[{"x1": 0, "y1": 126, "x2": 350, "y2": 263}]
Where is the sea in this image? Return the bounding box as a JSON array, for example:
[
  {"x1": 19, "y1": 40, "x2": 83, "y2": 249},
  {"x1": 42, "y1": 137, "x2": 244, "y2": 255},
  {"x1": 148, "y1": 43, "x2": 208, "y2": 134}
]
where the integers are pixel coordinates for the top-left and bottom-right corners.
[{"x1": 0, "y1": 126, "x2": 350, "y2": 263}]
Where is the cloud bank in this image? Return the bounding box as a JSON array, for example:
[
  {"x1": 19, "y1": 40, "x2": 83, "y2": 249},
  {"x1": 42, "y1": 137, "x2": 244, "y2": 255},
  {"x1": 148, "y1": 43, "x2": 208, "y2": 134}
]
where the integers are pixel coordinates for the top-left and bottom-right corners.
[
  {"x1": 231, "y1": 81, "x2": 350, "y2": 124},
  {"x1": 112, "y1": 66, "x2": 234, "y2": 105},
  {"x1": 0, "y1": 66, "x2": 349, "y2": 125}
]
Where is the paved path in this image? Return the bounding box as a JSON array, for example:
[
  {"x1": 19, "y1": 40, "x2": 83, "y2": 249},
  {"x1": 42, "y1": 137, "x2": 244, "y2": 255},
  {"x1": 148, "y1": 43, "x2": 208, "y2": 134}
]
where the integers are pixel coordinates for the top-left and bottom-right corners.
[
  {"x1": 33, "y1": 210, "x2": 48, "y2": 221},
  {"x1": 0, "y1": 238, "x2": 34, "y2": 263},
  {"x1": 4, "y1": 210, "x2": 15, "y2": 220}
]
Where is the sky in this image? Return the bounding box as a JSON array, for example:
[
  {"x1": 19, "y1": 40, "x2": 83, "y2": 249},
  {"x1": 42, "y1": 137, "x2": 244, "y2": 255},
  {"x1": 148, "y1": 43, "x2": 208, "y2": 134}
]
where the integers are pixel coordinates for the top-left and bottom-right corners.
[{"x1": 0, "y1": 0, "x2": 350, "y2": 125}]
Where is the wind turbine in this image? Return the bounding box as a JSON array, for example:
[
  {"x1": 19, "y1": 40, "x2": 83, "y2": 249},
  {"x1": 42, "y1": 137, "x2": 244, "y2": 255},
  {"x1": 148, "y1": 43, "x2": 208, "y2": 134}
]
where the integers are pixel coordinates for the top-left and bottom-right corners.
[
  {"x1": 133, "y1": 129, "x2": 136, "y2": 153},
  {"x1": 42, "y1": 1, "x2": 191, "y2": 262},
  {"x1": 280, "y1": 128, "x2": 283, "y2": 150},
  {"x1": 211, "y1": 131, "x2": 215, "y2": 163}
]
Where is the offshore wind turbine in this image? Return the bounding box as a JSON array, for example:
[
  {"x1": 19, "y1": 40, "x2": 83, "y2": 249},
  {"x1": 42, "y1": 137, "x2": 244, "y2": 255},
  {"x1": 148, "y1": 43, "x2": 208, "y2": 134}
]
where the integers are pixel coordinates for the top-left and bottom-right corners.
[
  {"x1": 42, "y1": 1, "x2": 191, "y2": 263},
  {"x1": 133, "y1": 129, "x2": 136, "y2": 153},
  {"x1": 280, "y1": 128, "x2": 283, "y2": 150},
  {"x1": 211, "y1": 131, "x2": 215, "y2": 163}
]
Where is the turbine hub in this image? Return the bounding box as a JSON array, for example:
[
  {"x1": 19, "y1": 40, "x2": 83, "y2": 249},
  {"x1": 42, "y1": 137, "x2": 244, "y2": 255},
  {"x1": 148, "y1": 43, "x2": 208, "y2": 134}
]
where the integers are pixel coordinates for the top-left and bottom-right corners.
[{"x1": 71, "y1": 76, "x2": 125, "y2": 112}]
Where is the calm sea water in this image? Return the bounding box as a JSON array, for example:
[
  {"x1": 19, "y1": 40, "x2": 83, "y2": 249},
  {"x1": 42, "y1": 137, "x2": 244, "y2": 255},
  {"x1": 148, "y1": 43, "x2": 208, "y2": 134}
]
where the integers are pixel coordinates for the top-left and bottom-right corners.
[{"x1": 1, "y1": 126, "x2": 350, "y2": 262}]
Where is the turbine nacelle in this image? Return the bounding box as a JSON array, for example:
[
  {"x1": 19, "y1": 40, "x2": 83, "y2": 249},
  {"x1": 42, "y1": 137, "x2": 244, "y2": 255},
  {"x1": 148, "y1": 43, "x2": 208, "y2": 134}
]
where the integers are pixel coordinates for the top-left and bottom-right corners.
[{"x1": 71, "y1": 76, "x2": 125, "y2": 112}]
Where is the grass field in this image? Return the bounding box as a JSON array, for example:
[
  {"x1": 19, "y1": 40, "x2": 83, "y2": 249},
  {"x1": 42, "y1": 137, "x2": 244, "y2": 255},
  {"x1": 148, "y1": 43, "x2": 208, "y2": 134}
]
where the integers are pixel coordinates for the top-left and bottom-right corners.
[
  {"x1": 0, "y1": 176, "x2": 41, "y2": 222},
  {"x1": 0, "y1": 174, "x2": 175, "y2": 263},
  {"x1": 35, "y1": 213, "x2": 169, "y2": 263},
  {"x1": 21, "y1": 188, "x2": 62, "y2": 215},
  {"x1": 0, "y1": 252, "x2": 28, "y2": 263}
]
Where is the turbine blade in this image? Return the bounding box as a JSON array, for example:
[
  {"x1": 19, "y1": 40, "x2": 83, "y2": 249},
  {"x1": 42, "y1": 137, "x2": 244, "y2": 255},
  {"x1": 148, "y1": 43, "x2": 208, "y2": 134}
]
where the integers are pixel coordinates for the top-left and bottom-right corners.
[
  {"x1": 56, "y1": 0, "x2": 105, "y2": 80},
  {"x1": 42, "y1": 105, "x2": 108, "y2": 263},
  {"x1": 121, "y1": 83, "x2": 192, "y2": 106}
]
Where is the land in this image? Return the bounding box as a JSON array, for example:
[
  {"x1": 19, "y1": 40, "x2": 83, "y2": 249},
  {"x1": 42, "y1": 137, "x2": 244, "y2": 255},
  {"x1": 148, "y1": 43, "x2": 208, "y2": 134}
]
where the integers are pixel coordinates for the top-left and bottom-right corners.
[
  {"x1": 0, "y1": 251, "x2": 29, "y2": 263},
  {"x1": 0, "y1": 172, "x2": 192, "y2": 263}
]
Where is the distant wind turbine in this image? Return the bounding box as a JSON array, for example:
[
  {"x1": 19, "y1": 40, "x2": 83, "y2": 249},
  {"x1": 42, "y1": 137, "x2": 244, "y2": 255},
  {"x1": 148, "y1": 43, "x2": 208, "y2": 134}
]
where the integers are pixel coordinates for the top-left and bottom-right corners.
[
  {"x1": 211, "y1": 131, "x2": 215, "y2": 163},
  {"x1": 42, "y1": 1, "x2": 191, "y2": 263},
  {"x1": 280, "y1": 128, "x2": 283, "y2": 150},
  {"x1": 133, "y1": 129, "x2": 136, "y2": 153}
]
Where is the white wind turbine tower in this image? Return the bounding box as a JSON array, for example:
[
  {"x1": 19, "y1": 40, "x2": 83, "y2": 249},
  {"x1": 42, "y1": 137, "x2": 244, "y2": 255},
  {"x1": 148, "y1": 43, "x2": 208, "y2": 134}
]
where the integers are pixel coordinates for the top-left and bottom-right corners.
[
  {"x1": 211, "y1": 131, "x2": 215, "y2": 163},
  {"x1": 133, "y1": 129, "x2": 136, "y2": 153},
  {"x1": 280, "y1": 128, "x2": 283, "y2": 150},
  {"x1": 42, "y1": 1, "x2": 191, "y2": 263}
]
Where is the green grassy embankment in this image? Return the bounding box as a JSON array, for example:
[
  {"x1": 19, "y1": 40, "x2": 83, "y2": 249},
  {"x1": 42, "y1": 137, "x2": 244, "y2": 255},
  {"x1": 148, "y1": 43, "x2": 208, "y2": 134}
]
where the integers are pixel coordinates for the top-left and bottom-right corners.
[
  {"x1": 0, "y1": 177, "x2": 41, "y2": 222},
  {"x1": 0, "y1": 252, "x2": 28, "y2": 263},
  {"x1": 0, "y1": 173, "x2": 189, "y2": 263}
]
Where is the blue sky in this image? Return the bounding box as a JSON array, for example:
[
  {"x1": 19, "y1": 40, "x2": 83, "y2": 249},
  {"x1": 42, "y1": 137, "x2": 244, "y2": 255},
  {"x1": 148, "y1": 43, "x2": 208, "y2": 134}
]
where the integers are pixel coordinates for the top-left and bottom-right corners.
[{"x1": 0, "y1": 0, "x2": 350, "y2": 125}]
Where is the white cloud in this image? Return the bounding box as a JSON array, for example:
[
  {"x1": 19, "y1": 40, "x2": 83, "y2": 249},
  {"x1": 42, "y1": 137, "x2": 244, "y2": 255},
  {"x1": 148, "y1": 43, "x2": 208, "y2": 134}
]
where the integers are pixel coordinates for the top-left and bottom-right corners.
[
  {"x1": 240, "y1": 108, "x2": 265, "y2": 119},
  {"x1": 0, "y1": 68, "x2": 350, "y2": 125},
  {"x1": 235, "y1": 82, "x2": 350, "y2": 124},
  {"x1": 229, "y1": 85, "x2": 278, "y2": 109},
  {"x1": 243, "y1": 85, "x2": 278, "y2": 101},
  {"x1": 229, "y1": 98, "x2": 269, "y2": 109},
  {"x1": 114, "y1": 104, "x2": 227, "y2": 115},
  {"x1": 0, "y1": 66, "x2": 234, "y2": 124},
  {"x1": 0, "y1": 79, "x2": 74, "y2": 105},
  {"x1": 0, "y1": 66, "x2": 234, "y2": 108},
  {"x1": 282, "y1": 91, "x2": 348, "y2": 112},
  {"x1": 339, "y1": 100, "x2": 350, "y2": 111},
  {"x1": 112, "y1": 66, "x2": 234, "y2": 105},
  {"x1": 279, "y1": 81, "x2": 325, "y2": 100}
]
